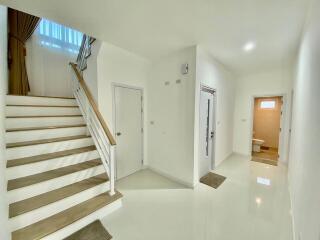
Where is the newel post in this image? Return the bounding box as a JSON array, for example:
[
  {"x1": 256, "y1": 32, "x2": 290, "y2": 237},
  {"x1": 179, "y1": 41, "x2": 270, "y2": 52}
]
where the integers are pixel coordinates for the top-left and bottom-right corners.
[{"x1": 109, "y1": 145, "x2": 116, "y2": 196}]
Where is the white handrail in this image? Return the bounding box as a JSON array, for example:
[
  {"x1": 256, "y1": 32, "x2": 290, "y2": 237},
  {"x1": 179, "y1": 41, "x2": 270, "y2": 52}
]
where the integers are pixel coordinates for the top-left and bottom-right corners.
[{"x1": 70, "y1": 63, "x2": 116, "y2": 196}]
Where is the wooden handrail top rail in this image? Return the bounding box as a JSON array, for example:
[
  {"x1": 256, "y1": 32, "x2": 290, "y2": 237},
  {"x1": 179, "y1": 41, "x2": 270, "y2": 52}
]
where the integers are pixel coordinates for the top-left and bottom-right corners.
[{"x1": 70, "y1": 62, "x2": 116, "y2": 146}]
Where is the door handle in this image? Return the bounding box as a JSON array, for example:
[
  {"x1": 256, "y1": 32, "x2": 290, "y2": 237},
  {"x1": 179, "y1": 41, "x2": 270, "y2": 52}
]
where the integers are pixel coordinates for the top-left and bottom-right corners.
[{"x1": 116, "y1": 132, "x2": 121, "y2": 136}]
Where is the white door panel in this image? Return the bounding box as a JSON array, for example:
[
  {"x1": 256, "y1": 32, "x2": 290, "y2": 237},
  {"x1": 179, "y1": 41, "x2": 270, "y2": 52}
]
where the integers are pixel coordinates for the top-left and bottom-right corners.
[
  {"x1": 114, "y1": 86, "x2": 143, "y2": 179},
  {"x1": 199, "y1": 89, "x2": 215, "y2": 178}
]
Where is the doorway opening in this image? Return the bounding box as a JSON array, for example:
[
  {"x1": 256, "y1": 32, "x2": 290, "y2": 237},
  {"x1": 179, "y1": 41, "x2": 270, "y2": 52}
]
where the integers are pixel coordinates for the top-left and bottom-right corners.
[
  {"x1": 251, "y1": 96, "x2": 283, "y2": 166},
  {"x1": 113, "y1": 84, "x2": 144, "y2": 180},
  {"x1": 199, "y1": 85, "x2": 216, "y2": 179}
]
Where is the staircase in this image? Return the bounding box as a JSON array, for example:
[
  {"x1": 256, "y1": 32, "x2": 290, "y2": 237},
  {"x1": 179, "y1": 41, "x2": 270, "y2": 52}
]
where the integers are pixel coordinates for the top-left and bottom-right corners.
[{"x1": 5, "y1": 95, "x2": 122, "y2": 240}]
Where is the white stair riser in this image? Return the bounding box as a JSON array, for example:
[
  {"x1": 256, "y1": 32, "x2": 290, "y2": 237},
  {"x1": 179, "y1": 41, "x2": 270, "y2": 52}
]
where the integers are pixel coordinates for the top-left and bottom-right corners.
[
  {"x1": 6, "y1": 96, "x2": 77, "y2": 106},
  {"x1": 10, "y1": 182, "x2": 110, "y2": 231},
  {"x1": 6, "y1": 106, "x2": 81, "y2": 116},
  {"x1": 8, "y1": 165, "x2": 105, "y2": 203},
  {"x1": 6, "y1": 116, "x2": 84, "y2": 128},
  {"x1": 6, "y1": 138, "x2": 93, "y2": 160},
  {"x1": 6, "y1": 150, "x2": 99, "y2": 180},
  {"x1": 43, "y1": 199, "x2": 122, "y2": 240},
  {"x1": 6, "y1": 127, "x2": 87, "y2": 143}
]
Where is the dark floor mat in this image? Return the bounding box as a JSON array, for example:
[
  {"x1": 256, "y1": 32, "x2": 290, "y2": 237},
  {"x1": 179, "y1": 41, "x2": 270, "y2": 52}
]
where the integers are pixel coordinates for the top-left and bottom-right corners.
[
  {"x1": 63, "y1": 220, "x2": 112, "y2": 240},
  {"x1": 200, "y1": 172, "x2": 226, "y2": 189},
  {"x1": 251, "y1": 157, "x2": 278, "y2": 166}
]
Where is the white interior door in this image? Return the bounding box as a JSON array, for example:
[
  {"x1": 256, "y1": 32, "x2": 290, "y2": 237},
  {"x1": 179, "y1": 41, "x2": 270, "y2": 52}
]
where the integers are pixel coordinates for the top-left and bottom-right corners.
[
  {"x1": 199, "y1": 88, "x2": 215, "y2": 178},
  {"x1": 114, "y1": 86, "x2": 143, "y2": 179}
]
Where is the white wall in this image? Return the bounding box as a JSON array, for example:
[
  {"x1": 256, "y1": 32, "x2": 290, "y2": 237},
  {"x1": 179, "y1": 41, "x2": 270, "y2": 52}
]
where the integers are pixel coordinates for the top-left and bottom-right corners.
[
  {"x1": 0, "y1": 5, "x2": 10, "y2": 240},
  {"x1": 83, "y1": 40, "x2": 102, "y2": 102},
  {"x1": 194, "y1": 47, "x2": 235, "y2": 181},
  {"x1": 289, "y1": 0, "x2": 320, "y2": 239},
  {"x1": 96, "y1": 42, "x2": 150, "y2": 163},
  {"x1": 147, "y1": 46, "x2": 197, "y2": 186},
  {"x1": 233, "y1": 67, "x2": 293, "y2": 163},
  {"x1": 25, "y1": 32, "x2": 75, "y2": 98}
]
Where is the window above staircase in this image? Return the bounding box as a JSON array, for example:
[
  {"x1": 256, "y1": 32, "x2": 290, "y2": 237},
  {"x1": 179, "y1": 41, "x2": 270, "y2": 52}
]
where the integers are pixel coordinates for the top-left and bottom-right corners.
[{"x1": 37, "y1": 18, "x2": 83, "y2": 54}]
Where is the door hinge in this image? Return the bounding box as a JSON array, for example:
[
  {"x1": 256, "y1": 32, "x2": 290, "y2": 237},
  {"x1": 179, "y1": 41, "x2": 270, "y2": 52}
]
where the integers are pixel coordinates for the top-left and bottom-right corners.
[
  {"x1": 280, "y1": 128, "x2": 282, "y2": 132},
  {"x1": 141, "y1": 128, "x2": 144, "y2": 133}
]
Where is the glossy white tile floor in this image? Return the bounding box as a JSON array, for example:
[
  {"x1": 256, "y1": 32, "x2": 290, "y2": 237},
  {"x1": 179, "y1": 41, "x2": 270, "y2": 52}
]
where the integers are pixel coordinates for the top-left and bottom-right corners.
[{"x1": 102, "y1": 154, "x2": 293, "y2": 240}]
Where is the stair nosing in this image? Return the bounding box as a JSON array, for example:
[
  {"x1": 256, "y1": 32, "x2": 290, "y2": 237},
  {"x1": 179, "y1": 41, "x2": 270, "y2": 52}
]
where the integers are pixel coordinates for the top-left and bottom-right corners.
[
  {"x1": 6, "y1": 104, "x2": 78, "y2": 108},
  {"x1": 6, "y1": 135, "x2": 91, "y2": 148},
  {"x1": 6, "y1": 115, "x2": 83, "y2": 118},
  {"x1": 11, "y1": 191, "x2": 122, "y2": 240},
  {"x1": 7, "y1": 94, "x2": 76, "y2": 100},
  {"x1": 9, "y1": 173, "x2": 109, "y2": 218},
  {"x1": 7, "y1": 158, "x2": 102, "y2": 191},
  {"x1": 7, "y1": 145, "x2": 97, "y2": 168},
  {"x1": 6, "y1": 124, "x2": 86, "y2": 132}
]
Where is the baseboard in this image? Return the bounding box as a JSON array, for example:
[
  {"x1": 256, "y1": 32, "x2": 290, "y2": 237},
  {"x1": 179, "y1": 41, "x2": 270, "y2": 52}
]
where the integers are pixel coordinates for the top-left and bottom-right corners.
[
  {"x1": 141, "y1": 164, "x2": 148, "y2": 170},
  {"x1": 146, "y1": 166, "x2": 194, "y2": 188},
  {"x1": 210, "y1": 152, "x2": 233, "y2": 171}
]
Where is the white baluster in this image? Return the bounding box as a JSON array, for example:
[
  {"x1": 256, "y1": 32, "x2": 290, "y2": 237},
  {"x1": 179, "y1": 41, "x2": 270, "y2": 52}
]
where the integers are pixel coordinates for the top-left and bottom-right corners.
[{"x1": 85, "y1": 97, "x2": 91, "y2": 136}]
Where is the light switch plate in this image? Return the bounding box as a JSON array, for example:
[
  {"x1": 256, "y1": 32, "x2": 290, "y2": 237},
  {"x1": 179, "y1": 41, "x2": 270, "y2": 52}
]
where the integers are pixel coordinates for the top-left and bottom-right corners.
[{"x1": 181, "y1": 63, "x2": 188, "y2": 74}]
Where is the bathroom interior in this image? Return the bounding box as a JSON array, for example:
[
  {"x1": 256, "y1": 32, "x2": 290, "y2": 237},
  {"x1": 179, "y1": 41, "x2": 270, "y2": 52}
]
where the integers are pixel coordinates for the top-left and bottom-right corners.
[{"x1": 251, "y1": 96, "x2": 282, "y2": 165}]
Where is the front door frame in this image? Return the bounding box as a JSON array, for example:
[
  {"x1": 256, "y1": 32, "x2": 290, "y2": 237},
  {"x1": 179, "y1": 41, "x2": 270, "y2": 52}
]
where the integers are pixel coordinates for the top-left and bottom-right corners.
[{"x1": 112, "y1": 83, "x2": 144, "y2": 179}]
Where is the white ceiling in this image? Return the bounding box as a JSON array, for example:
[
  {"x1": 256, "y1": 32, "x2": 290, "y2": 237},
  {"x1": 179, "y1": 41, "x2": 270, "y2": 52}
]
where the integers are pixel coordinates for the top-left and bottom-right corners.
[{"x1": 0, "y1": 0, "x2": 311, "y2": 75}]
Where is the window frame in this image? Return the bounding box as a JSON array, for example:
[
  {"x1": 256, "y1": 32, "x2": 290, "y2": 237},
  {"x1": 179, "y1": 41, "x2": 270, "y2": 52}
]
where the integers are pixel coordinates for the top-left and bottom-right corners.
[
  {"x1": 260, "y1": 100, "x2": 276, "y2": 109},
  {"x1": 37, "y1": 18, "x2": 83, "y2": 54}
]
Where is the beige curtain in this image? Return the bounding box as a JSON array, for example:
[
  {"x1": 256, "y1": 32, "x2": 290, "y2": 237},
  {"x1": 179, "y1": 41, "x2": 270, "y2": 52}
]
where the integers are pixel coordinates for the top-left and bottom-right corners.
[{"x1": 8, "y1": 8, "x2": 40, "y2": 95}]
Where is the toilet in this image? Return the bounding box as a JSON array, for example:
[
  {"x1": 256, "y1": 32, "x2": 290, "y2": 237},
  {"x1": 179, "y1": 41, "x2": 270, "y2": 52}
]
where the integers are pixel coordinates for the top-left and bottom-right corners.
[{"x1": 252, "y1": 139, "x2": 265, "y2": 152}]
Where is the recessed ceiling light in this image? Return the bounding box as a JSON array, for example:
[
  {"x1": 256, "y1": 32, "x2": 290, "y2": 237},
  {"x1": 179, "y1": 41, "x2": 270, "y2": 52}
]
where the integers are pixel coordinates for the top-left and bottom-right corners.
[{"x1": 243, "y1": 41, "x2": 256, "y2": 52}]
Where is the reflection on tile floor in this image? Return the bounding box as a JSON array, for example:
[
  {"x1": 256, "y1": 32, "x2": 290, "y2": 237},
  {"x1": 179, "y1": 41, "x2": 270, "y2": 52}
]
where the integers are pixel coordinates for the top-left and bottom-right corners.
[{"x1": 102, "y1": 154, "x2": 293, "y2": 240}]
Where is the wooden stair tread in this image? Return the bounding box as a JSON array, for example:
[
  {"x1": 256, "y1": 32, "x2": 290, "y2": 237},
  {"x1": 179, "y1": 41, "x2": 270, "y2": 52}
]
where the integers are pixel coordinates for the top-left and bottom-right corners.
[
  {"x1": 7, "y1": 145, "x2": 96, "y2": 168},
  {"x1": 9, "y1": 174, "x2": 109, "y2": 218},
  {"x1": 63, "y1": 220, "x2": 112, "y2": 240},
  {"x1": 6, "y1": 115, "x2": 82, "y2": 118},
  {"x1": 7, "y1": 104, "x2": 78, "y2": 108},
  {"x1": 7, "y1": 135, "x2": 91, "y2": 148},
  {"x1": 6, "y1": 124, "x2": 86, "y2": 132},
  {"x1": 12, "y1": 191, "x2": 122, "y2": 240},
  {"x1": 7, "y1": 159, "x2": 102, "y2": 191},
  {"x1": 8, "y1": 94, "x2": 75, "y2": 100}
]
